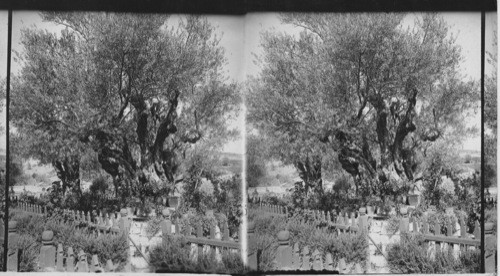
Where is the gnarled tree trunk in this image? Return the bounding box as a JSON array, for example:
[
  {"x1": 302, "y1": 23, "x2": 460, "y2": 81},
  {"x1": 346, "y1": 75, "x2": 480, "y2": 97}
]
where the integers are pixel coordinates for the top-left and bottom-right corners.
[{"x1": 320, "y1": 80, "x2": 423, "y2": 199}]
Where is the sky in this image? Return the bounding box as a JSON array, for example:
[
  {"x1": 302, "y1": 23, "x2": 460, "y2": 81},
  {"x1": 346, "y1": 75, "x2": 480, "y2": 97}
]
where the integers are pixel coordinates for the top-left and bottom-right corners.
[{"x1": 0, "y1": 11, "x2": 497, "y2": 154}]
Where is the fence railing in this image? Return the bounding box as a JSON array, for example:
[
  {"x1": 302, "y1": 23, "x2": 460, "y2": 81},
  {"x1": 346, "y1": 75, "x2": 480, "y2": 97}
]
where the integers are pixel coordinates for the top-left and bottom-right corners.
[
  {"x1": 399, "y1": 211, "x2": 481, "y2": 248},
  {"x1": 249, "y1": 199, "x2": 389, "y2": 222},
  {"x1": 485, "y1": 194, "x2": 497, "y2": 206},
  {"x1": 5, "y1": 201, "x2": 133, "y2": 272},
  {"x1": 399, "y1": 209, "x2": 496, "y2": 272},
  {"x1": 11, "y1": 199, "x2": 132, "y2": 236},
  {"x1": 250, "y1": 202, "x2": 288, "y2": 216},
  {"x1": 248, "y1": 224, "x2": 367, "y2": 273},
  {"x1": 247, "y1": 207, "x2": 370, "y2": 272},
  {"x1": 39, "y1": 230, "x2": 118, "y2": 272},
  {"x1": 160, "y1": 209, "x2": 240, "y2": 258}
]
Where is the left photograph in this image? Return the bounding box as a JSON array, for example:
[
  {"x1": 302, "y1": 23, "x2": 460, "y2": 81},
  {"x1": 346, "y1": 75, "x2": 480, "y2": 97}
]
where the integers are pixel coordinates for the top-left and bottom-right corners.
[{"x1": 5, "y1": 11, "x2": 245, "y2": 273}]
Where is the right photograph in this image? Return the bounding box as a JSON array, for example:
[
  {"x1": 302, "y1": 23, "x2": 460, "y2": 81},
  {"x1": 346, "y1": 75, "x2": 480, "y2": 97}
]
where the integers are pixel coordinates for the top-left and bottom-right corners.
[{"x1": 245, "y1": 12, "x2": 489, "y2": 273}]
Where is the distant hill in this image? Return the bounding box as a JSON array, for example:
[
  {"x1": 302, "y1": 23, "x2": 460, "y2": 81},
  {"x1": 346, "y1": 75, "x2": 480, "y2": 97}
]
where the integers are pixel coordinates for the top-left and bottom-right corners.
[
  {"x1": 218, "y1": 152, "x2": 243, "y2": 161},
  {"x1": 458, "y1": 149, "x2": 481, "y2": 158}
]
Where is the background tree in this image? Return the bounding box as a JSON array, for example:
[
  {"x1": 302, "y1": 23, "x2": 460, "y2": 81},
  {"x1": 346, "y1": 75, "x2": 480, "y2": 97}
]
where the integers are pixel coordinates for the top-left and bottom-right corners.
[
  {"x1": 247, "y1": 13, "x2": 479, "y2": 201},
  {"x1": 246, "y1": 133, "x2": 268, "y2": 188},
  {"x1": 11, "y1": 13, "x2": 240, "y2": 202}
]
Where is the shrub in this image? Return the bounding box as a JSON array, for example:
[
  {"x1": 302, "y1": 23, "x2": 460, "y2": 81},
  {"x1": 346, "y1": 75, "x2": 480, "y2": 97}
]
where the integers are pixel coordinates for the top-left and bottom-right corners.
[
  {"x1": 178, "y1": 212, "x2": 220, "y2": 237},
  {"x1": 6, "y1": 234, "x2": 39, "y2": 272},
  {"x1": 66, "y1": 231, "x2": 128, "y2": 271},
  {"x1": 249, "y1": 209, "x2": 368, "y2": 270},
  {"x1": 426, "y1": 212, "x2": 458, "y2": 235},
  {"x1": 145, "y1": 216, "x2": 164, "y2": 239},
  {"x1": 387, "y1": 233, "x2": 480, "y2": 273},
  {"x1": 90, "y1": 176, "x2": 109, "y2": 195},
  {"x1": 385, "y1": 215, "x2": 401, "y2": 234},
  {"x1": 149, "y1": 235, "x2": 245, "y2": 273},
  {"x1": 9, "y1": 156, "x2": 24, "y2": 186},
  {"x1": 212, "y1": 175, "x2": 242, "y2": 236},
  {"x1": 252, "y1": 234, "x2": 278, "y2": 271},
  {"x1": 10, "y1": 211, "x2": 128, "y2": 271},
  {"x1": 286, "y1": 219, "x2": 368, "y2": 265},
  {"x1": 149, "y1": 235, "x2": 193, "y2": 272}
]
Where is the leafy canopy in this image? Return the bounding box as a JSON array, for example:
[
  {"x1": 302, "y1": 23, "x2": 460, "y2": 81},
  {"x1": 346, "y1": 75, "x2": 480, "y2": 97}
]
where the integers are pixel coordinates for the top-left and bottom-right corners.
[
  {"x1": 248, "y1": 13, "x2": 478, "y2": 196},
  {"x1": 11, "y1": 13, "x2": 241, "y2": 196}
]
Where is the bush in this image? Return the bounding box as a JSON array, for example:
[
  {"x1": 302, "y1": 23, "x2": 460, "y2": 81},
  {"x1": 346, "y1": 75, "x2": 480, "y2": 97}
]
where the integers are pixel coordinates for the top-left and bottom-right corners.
[
  {"x1": 89, "y1": 176, "x2": 109, "y2": 195},
  {"x1": 145, "y1": 216, "x2": 164, "y2": 239},
  {"x1": 249, "y1": 209, "x2": 368, "y2": 270},
  {"x1": 9, "y1": 156, "x2": 24, "y2": 186},
  {"x1": 9, "y1": 211, "x2": 129, "y2": 271},
  {"x1": 212, "y1": 175, "x2": 242, "y2": 236},
  {"x1": 149, "y1": 235, "x2": 245, "y2": 273},
  {"x1": 178, "y1": 212, "x2": 221, "y2": 237},
  {"x1": 385, "y1": 215, "x2": 401, "y2": 234},
  {"x1": 426, "y1": 211, "x2": 458, "y2": 235},
  {"x1": 286, "y1": 218, "x2": 368, "y2": 265},
  {"x1": 387, "y1": 233, "x2": 480, "y2": 273}
]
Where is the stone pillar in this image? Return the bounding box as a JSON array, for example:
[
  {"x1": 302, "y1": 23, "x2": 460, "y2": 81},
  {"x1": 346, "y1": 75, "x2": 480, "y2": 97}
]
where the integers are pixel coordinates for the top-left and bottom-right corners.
[
  {"x1": 399, "y1": 207, "x2": 409, "y2": 234},
  {"x1": 160, "y1": 209, "x2": 172, "y2": 237},
  {"x1": 92, "y1": 255, "x2": 103, "y2": 272},
  {"x1": 119, "y1": 208, "x2": 131, "y2": 234},
  {"x1": 56, "y1": 244, "x2": 64, "y2": 271},
  {"x1": 276, "y1": 230, "x2": 293, "y2": 270},
  {"x1": 39, "y1": 230, "x2": 56, "y2": 269},
  {"x1": 358, "y1": 207, "x2": 368, "y2": 233},
  {"x1": 106, "y1": 260, "x2": 115, "y2": 272},
  {"x1": 77, "y1": 249, "x2": 89, "y2": 272},
  {"x1": 312, "y1": 249, "x2": 323, "y2": 270},
  {"x1": 67, "y1": 247, "x2": 75, "y2": 272}
]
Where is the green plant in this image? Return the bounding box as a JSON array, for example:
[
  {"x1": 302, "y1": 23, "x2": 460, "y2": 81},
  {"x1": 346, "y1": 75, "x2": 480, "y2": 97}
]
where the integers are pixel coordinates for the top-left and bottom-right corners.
[
  {"x1": 145, "y1": 216, "x2": 164, "y2": 240},
  {"x1": 89, "y1": 176, "x2": 109, "y2": 195},
  {"x1": 251, "y1": 234, "x2": 278, "y2": 271},
  {"x1": 250, "y1": 208, "x2": 368, "y2": 270},
  {"x1": 387, "y1": 233, "x2": 480, "y2": 273},
  {"x1": 149, "y1": 235, "x2": 245, "y2": 273},
  {"x1": 426, "y1": 212, "x2": 458, "y2": 235},
  {"x1": 212, "y1": 175, "x2": 242, "y2": 236},
  {"x1": 10, "y1": 211, "x2": 129, "y2": 271},
  {"x1": 385, "y1": 215, "x2": 401, "y2": 234}
]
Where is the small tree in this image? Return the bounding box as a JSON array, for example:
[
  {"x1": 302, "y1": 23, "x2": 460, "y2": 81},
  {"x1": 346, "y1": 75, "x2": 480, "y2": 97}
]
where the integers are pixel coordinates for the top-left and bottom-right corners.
[{"x1": 245, "y1": 134, "x2": 268, "y2": 188}]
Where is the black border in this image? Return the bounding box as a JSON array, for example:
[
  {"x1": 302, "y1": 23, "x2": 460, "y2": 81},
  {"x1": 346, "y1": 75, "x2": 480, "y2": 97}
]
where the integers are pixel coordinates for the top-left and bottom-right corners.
[
  {"x1": 0, "y1": 0, "x2": 496, "y2": 13},
  {"x1": 1, "y1": 0, "x2": 496, "y2": 273}
]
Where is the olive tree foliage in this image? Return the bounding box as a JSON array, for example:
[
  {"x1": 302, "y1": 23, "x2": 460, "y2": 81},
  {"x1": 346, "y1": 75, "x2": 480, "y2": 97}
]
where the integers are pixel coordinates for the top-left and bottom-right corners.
[
  {"x1": 245, "y1": 133, "x2": 268, "y2": 188},
  {"x1": 247, "y1": 13, "x2": 478, "y2": 199},
  {"x1": 11, "y1": 13, "x2": 240, "y2": 199}
]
